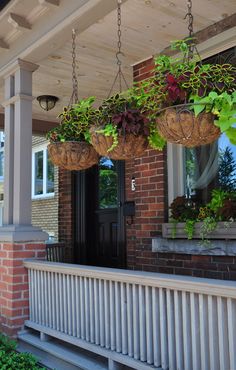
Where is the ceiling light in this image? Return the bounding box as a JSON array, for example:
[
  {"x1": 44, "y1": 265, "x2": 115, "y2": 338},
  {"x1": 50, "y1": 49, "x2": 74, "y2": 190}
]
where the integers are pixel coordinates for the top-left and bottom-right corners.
[{"x1": 37, "y1": 95, "x2": 59, "y2": 111}]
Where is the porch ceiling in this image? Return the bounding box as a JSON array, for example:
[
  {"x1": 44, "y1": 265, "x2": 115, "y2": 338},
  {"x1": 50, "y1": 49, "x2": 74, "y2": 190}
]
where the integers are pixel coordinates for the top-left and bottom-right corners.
[{"x1": 0, "y1": 0, "x2": 235, "y2": 126}]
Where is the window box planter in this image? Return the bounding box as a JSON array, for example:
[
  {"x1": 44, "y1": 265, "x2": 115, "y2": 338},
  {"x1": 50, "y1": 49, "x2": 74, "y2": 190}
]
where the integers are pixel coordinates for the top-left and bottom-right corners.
[{"x1": 162, "y1": 221, "x2": 236, "y2": 240}]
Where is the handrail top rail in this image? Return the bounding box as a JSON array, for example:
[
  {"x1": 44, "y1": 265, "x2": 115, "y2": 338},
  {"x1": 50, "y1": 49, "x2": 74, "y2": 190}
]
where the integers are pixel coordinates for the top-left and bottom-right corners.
[{"x1": 24, "y1": 259, "x2": 236, "y2": 299}]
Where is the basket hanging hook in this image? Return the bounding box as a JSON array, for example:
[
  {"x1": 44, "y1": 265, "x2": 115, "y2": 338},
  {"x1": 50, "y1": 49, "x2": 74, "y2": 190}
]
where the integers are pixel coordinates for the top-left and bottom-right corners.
[
  {"x1": 183, "y1": 0, "x2": 201, "y2": 63},
  {"x1": 107, "y1": 0, "x2": 129, "y2": 97}
]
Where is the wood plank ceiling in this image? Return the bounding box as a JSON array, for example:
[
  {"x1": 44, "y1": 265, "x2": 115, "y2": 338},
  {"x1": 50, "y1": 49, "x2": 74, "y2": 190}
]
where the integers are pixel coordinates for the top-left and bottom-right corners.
[{"x1": 0, "y1": 0, "x2": 235, "y2": 124}]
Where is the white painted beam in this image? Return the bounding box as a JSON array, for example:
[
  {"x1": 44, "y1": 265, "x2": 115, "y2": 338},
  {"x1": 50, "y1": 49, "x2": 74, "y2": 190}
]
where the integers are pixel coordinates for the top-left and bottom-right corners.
[
  {"x1": 38, "y1": 0, "x2": 60, "y2": 6},
  {"x1": 8, "y1": 13, "x2": 31, "y2": 30},
  {"x1": 0, "y1": 39, "x2": 9, "y2": 49},
  {"x1": 0, "y1": 0, "x2": 127, "y2": 79}
]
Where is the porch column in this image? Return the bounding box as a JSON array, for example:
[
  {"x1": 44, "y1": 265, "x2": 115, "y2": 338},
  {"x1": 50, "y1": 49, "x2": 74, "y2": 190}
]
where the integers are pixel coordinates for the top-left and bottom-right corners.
[
  {"x1": 0, "y1": 59, "x2": 47, "y2": 337},
  {"x1": 0, "y1": 59, "x2": 47, "y2": 240}
]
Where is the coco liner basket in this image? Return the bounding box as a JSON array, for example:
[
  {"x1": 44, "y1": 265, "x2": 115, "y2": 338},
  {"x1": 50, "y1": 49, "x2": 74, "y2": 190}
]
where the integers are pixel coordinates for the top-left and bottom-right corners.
[
  {"x1": 90, "y1": 127, "x2": 148, "y2": 160},
  {"x1": 48, "y1": 141, "x2": 99, "y2": 171},
  {"x1": 156, "y1": 103, "x2": 221, "y2": 147}
]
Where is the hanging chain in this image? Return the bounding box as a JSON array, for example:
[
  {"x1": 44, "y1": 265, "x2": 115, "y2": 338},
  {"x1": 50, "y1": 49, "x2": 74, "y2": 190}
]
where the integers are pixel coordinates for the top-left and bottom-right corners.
[
  {"x1": 71, "y1": 29, "x2": 79, "y2": 104},
  {"x1": 108, "y1": 0, "x2": 129, "y2": 97},
  {"x1": 184, "y1": 0, "x2": 195, "y2": 62}
]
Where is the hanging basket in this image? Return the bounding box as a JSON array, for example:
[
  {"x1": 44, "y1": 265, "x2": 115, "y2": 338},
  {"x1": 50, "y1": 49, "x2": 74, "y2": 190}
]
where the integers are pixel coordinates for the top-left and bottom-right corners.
[
  {"x1": 48, "y1": 141, "x2": 99, "y2": 171},
  {"x1": 90, "y1": 127, "x2": 148, "y2": 160},
  {"x1": 156, "y1": 104, "x2": 221, "y2": 147}
]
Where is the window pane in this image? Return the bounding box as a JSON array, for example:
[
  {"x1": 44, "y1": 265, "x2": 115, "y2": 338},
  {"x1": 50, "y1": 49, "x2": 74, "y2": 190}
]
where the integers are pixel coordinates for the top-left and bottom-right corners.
[
  {"x1": 0, "y1": 151, "x2": 4, "y2": 178},
  {"x1": 47, "y1": 152, "x2": 54, "y2": 194},
  {"x1": 184, "y1": 133, "x2": 236, "y2": 203},
  {"x1": 99, "y1": 157, "x2": 118, "y2": 209},
  {"x1": 34, "y1": 151, "x2": 43, "y2": 195}
]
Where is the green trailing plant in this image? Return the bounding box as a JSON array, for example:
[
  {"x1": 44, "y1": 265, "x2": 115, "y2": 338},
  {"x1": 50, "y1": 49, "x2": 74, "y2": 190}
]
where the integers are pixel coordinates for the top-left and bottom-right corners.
[
  {"x1": 0, "y1": 334, "x2": 45, "y2": 370},
  {"x1": 170, "y1": 189, "x2": 236, "y2": 242},
  {"x1": 92, "y1": 93, "x2": 146, "y2": 151},
  {"x1": 184, "y1": 219, "x2": 196, "y2": 240},
  {"x1": 46, "y1": 96, "x2": 96, "y2": 143},
  {"x1": 92, "y1": 92, "x2": 164, "y2": 152},
  {"x1": 135, "y1": 39, "x2": 236, "y2": 146}
]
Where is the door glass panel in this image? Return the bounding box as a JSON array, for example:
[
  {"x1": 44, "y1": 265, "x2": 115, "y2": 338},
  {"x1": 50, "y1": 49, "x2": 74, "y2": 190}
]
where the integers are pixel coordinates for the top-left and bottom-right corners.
[{"x1": 99, "y1": 157, "x2": 118, "y2": 209}]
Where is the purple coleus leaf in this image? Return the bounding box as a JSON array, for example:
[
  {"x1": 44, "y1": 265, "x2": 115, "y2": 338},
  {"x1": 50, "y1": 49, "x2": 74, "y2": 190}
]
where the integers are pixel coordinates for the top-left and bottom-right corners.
[
  {"x1": 215, "y1": 82, "x2": 225, "y2": 92},
  {"x1": 197, "y1": 87, "x2": 206, "y2": 97}
]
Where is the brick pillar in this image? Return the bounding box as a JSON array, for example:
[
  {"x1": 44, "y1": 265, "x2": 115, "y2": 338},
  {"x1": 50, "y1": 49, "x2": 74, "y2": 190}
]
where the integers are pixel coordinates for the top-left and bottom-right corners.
[
  {"x1": 126, "y1": 57, "x2": 168, "y2": 271},
  {"x1": 0, "y1": 242, "x2": 46, "y2": 337},
  {"x1": 58, "y1": 168, "x2": 74, "y2": 261}
]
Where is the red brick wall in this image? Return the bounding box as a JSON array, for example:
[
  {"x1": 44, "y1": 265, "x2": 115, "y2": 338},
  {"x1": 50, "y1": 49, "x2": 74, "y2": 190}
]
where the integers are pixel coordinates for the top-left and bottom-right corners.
[
  {"x1": 125, "y1": 57, "x2": 168, "y2": 270},
  {"x1": 0, "y1": 242, "x2": 46, "y2": 337},
  {"x1": 139, "y1": 253, "x2": 236, "y2": 280},
  {"x1": 58, "y1": 169, "x2": 74, "y2": 261}
]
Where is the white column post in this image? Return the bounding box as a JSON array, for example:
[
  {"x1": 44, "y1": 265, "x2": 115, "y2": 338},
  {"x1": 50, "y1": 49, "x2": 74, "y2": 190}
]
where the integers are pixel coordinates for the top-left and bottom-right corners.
[
  {"x1": 0, "y1": 59, "x2": 48, "y2": 242},
  {"x1": 3, "y1": 75, "x2": 14, "y2": 225},
  {"x1": 13, "y1": 65, "x2": 35, "y2": 225}
]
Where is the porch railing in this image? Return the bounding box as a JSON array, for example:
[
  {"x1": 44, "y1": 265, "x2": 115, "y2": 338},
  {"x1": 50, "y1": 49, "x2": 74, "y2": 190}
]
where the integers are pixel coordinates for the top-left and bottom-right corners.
[{"x1": 24, "y1": 260, "x2": 236, "y2": 370}]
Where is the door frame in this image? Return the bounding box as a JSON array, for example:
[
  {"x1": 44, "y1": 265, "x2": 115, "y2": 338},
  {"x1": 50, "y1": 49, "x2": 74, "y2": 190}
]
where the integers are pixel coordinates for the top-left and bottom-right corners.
[{"x1": 74, "y1": 160, "x2": 126, "y2": 268}]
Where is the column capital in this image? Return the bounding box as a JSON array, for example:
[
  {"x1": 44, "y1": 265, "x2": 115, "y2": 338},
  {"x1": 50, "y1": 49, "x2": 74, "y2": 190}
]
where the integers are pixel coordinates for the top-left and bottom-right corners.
[{"x1": 2, "y1": 58, "x2": 39, "y2": 79}]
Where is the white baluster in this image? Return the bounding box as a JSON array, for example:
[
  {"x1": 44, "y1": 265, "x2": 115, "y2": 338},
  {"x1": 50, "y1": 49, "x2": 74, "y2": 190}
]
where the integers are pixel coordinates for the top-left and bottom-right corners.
[
  {"x1": 159, "y1": 288, "x2": 168, "y2": 370},
  {"x1": 104, "y1": 280, "x2": 110, "y2": 349},
  {"x1": 166, "y1": 289, "x2": 176, "y2": 370},
  {"x1": 152, "y1": 287, "x2": 161, "y2": 367},
  {"x1": 174, "y1": 290, "x2": 183, "y2": 370},
  {"x1": 89, "y1": 278, "x2": 95, "y2": 343},
  {"x1": 182, "y1": 291, "x2": 192, "y2": 370},
  {"x1": 217, "y1": 296, "x2": 230, "y2": 370},
  {"x1": 126, "y1": 283, "x2": 133, "y2": 357},
  {"x1": 227, "y1": 298, "x2": 236, "y2": 370},
  {"x1": 110, "y1": 281, "x2": 116, "y2": 351},
  {"x1": 132, "y1": 284, "x2": 140, "y2": 360},
  {"x1": 199, "y1": 294, "x2": 209, "y2": 370},
  {"x1": 146, "y1": 286, "x2": 153, "y2": 365},
  {"x1": 115, "y1": 281, "x2": 122, "y2": 353},
  {"x1": 190, "y1": 292, "x2": 200, "y2": 370}
]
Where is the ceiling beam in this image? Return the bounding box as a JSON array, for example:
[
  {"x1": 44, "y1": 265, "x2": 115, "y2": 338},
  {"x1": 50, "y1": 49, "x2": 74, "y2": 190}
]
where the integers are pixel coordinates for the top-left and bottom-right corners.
[
  {"x1": 8, "y1": 13, "x2": 31, "y2": 30},
  {"x1": 0, "y1": 39, "x2": 9, "y2": 49},
  {"x1": 0, "y1": 0, "x2": 127, "y2": 79},
  {"x1": 38, "y1": 0, "x2": 60, "y2": 6},
  {"x1": 0, "y1": 113, "x2": 58, "y2": 135}
]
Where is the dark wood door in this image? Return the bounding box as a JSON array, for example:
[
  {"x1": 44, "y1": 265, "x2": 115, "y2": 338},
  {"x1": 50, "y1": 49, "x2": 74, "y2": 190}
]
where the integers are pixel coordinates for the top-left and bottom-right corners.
[{"x1": 74, "y1": 157, "x2": 126, "y2": 268}]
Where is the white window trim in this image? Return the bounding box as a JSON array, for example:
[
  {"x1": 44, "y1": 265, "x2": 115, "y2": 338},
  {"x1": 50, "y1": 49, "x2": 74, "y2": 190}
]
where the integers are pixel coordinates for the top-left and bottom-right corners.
[{"x1": 32, "y1": 144, "x2": 55, "y2": 200}]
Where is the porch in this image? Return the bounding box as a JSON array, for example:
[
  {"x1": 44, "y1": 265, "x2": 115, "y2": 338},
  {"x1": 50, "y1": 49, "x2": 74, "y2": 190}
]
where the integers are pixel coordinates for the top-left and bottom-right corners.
[
  {"x1": 18, "y1": 258, "x2": 236, "y2": 370},
  {"x1": 0, "y1": 0, "x2": 236, "y2": 369}
]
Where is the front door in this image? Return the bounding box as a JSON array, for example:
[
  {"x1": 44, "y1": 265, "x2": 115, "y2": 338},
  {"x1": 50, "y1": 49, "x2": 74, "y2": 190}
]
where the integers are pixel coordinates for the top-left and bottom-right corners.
[{"x1": 74, "y1": 157, "x2": 126, "y2": 268}]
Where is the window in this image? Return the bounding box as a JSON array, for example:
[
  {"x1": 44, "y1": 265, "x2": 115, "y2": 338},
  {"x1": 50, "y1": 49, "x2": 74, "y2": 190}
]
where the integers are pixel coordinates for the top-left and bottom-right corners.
[
  {"x1": 184, "y1": 134, "x2": 236, "y2": 203},
  {"x1": 32, "y1": 146, "x2": 54, "y2": 198},
  {"x1": 167, "y1": 46, "x2": 236, "y2": 207}
]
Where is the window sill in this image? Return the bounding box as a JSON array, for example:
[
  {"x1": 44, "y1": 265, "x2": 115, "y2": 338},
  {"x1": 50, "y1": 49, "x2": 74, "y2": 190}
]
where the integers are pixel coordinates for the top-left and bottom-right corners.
[
  {"x1": 162, "y1": 222, "x2": 236, "y2": 240},
  {"x1": 153, "y1": 222, "x2": 236, "y2": 256},
  {"x1": 152, "y1": 236, "x2": 236, "y2": 256},
  {"x1": 32, "y1": 193, "x2": 55, "y2": 201}
]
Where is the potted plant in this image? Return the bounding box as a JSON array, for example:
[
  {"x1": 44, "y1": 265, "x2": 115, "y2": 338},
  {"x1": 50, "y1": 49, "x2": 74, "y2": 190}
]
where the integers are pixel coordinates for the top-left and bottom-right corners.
[
  {"x1": 46, "y1": 97, "x2": 99, "y2": 171},
  {"x1": 137, "y1": 39, "x2": 236, "y2": 148},
  {"x1": 163, "y1": 189, "x2": 236, "y2": 242},
  {"x1": 89, "y1": 92, "x2": 165, "y2": 160}
]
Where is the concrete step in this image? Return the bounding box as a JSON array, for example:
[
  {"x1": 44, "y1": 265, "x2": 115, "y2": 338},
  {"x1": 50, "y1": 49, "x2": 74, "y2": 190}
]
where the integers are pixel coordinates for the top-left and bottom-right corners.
[{"x1": 18, "y1": 330, "x2": 109, "y2": 370}]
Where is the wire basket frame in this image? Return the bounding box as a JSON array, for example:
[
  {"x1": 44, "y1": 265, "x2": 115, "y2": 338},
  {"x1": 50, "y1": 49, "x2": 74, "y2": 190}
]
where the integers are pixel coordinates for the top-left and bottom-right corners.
[{"x1": 156, "y1": 104, "x2": 221, "y2": 147}]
